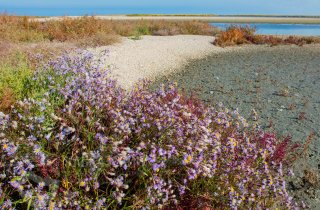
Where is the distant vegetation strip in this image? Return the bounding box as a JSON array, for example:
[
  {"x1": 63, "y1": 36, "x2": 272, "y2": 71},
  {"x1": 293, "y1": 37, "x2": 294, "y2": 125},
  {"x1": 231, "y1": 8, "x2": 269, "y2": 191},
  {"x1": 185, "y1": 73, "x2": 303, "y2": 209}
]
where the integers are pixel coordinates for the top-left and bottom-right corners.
[
  {"x1": 32, "y1": 15, "x2": 320, "y2": 24},
  {"x1": 128, "y1": 14, "x2": 320, "y2": 18},
  {"x1": 127, "y1": 14, "x2": 217, "y2": 17},
  {"x1": 221, "y1": 14, "x2": 320, "y2": 18},
  {"x1": 124, "y1": 14, "x2": 320, "y2": 24}
]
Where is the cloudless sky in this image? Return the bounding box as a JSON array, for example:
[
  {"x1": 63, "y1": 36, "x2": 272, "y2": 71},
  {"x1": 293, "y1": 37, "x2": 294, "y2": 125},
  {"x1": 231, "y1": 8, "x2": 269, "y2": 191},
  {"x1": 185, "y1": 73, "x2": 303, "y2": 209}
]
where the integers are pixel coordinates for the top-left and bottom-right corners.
[{"x1": 1, "y1": 0, "x2": 320, "y2": 16}]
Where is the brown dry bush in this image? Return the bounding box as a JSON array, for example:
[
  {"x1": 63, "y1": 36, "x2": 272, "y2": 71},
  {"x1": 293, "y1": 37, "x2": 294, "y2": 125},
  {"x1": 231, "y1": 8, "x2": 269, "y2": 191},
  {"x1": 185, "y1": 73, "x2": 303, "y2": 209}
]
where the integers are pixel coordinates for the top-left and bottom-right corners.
[
  {"x1": 0, "y1": 41, "x2": 14, "y2": 59},
  {"x1": 213, "y1": 25, "x2": 255, "y2": 46},
  {"x1": 0, "y1": 15, "x2": 219, "y2": 47},
  {"x1": 75, "y1": 33, "x2": 120, "y2": 47},
  {"x1": 0, "y1": 87, "x2": 15, "y2": 111},
  {"x1": 304, "y1": 169, "x2": 320, "y2": 187},
  {"x1": 214, "y1": 25, "x2": 320, "y2": 47},
  {"x1": 0, "y1": 14, "x2": 45, "y2": 42}
]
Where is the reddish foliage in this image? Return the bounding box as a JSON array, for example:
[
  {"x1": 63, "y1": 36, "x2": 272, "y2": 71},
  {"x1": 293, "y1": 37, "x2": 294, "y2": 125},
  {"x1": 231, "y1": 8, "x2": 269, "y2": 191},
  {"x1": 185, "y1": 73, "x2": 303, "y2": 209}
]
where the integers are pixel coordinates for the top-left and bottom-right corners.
[
  {"x1": 255, "y1": 132, "x2": 301, "y2": 163},
  {"x1": 214, "y1": 25, "x2": 320, "y2": 47},
  {"x1": 36, "y1": 158, "x2": 61, "y2": 179},
  {"x1": 0, "y1": 88, "x2": 16, "y2": 111}
]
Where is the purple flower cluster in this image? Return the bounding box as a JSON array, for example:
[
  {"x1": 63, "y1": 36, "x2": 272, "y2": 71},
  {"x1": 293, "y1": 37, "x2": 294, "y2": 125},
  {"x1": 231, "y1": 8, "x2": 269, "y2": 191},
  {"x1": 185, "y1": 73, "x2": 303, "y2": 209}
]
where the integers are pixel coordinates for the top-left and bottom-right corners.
[{"x1": 0, "y1": 51, "x2": 301, "y2": 209}]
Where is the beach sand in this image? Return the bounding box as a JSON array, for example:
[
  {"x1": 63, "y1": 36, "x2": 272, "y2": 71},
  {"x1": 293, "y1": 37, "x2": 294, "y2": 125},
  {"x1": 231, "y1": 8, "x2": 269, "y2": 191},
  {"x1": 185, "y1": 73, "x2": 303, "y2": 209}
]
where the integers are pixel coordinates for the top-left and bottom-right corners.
[{"x1": 91, "y1": 35, "x2": 228, "y2": 89}]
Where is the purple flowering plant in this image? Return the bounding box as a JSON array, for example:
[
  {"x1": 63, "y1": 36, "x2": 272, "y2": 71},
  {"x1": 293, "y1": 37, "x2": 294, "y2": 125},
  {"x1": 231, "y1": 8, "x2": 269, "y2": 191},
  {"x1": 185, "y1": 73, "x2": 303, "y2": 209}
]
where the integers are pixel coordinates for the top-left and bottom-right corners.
[{"x1": 0, "y1": 51, "x2": 302, "y2": 209}]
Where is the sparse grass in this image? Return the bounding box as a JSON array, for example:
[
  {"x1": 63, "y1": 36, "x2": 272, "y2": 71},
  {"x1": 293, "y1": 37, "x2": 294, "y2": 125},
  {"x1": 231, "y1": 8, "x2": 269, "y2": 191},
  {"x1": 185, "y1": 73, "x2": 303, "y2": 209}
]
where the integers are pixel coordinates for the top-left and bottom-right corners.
[
  {"x1": 0, "y1": 14, "x2": 219, "y2": 47},
  {"x1": 214, "y1": 25, "x2": 320, "y2": 47}
]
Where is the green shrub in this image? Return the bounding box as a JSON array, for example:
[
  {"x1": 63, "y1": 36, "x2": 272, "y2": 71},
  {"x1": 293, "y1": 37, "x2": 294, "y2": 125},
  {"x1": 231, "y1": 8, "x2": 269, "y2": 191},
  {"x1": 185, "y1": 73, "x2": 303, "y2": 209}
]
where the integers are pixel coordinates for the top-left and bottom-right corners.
[{"x1": 0, "y1": 52, "x2": 33, "y2": 109}]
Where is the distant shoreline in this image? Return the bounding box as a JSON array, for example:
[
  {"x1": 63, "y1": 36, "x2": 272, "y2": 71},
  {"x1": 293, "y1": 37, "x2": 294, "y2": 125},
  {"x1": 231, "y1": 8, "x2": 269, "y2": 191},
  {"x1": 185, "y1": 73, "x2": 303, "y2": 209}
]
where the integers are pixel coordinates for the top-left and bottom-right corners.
[
  {"x1": 127, "y1": 14, "x2": 320, "y2": 18},
  {"x1": 34, "y1": 15, "x2": 320, "y2": 24}
]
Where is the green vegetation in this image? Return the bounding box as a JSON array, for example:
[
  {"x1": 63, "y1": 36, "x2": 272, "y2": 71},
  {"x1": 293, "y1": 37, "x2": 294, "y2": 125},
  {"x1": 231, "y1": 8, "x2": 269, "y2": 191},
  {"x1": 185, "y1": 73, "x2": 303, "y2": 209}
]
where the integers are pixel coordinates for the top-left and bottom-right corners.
[{"x1": 0, "y1": 52, "x2": 33, "y2": 110}]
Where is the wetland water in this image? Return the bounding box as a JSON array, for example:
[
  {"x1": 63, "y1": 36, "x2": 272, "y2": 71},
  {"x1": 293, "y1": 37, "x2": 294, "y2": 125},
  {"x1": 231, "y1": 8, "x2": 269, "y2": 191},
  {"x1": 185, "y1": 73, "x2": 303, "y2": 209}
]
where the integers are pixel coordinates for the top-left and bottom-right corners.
[
  {"x1": 152, "y1": 45, "x2": 320, "y2": 208},
  {"x1": 211, "y1": 23, "x2": 320, "y2": 36}
]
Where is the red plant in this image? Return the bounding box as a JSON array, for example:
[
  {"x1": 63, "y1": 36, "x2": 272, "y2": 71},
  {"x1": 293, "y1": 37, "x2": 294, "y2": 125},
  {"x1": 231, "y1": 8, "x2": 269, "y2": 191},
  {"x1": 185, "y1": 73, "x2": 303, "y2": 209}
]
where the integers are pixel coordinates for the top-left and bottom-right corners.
[{"x1": 255, "y1": 132, "x2": 301, "y2": 164}]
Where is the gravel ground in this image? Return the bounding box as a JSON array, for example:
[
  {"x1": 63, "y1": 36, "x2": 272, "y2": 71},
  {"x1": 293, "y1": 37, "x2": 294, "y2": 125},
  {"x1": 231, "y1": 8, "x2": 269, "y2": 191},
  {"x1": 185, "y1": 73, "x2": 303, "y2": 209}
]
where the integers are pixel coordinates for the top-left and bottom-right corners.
[
  {"x1": 91, "y1": 35, "x2": 231, "y2": 89},
  {"x1": 152, "y1": 44, "x2": 320, "y2": 209}
]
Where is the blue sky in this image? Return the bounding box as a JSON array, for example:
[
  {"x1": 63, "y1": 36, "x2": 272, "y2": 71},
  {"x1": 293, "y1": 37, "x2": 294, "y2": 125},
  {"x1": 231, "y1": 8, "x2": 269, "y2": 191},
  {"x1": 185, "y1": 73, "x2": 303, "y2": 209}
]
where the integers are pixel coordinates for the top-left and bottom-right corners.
[{"x1": 1, "y1": 0, "x2": 319, "y2": 16}]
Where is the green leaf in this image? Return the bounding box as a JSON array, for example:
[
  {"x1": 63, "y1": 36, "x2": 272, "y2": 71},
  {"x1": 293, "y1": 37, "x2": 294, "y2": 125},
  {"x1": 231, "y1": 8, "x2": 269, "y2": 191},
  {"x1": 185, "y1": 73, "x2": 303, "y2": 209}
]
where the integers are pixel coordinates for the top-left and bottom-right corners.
[{"x1": 27, "y1": 198, "x2": 32, "y2": 210}]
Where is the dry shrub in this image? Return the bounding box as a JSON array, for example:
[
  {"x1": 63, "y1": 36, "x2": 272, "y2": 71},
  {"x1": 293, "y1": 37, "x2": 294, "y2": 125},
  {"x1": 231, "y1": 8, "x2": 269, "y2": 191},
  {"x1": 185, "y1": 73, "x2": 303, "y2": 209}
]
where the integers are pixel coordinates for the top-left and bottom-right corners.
[
  {"x1": 0, "y1": 41, "x2": 14, "y2": 59},
  {"x1": 74, "y1": 33, "x2": 120, "y2": 47},
  {"x1": 41, "y1": 16, "x2": 115, "y2": 41},
  {"x1": 0, "y1": 14, "x2": 44, "y2": 43},
  {"x1": 109, "y1": 20, "x2": 219, "y2": 37},
  {"x1": 0, "y1": 15, "x2": 219, "y2": 47},
  {"x1": 0, "y1": 87, "x2": 15, "y2": 111},
  {"x1": 214, "y1": 25, "x2": 255, "y2": 47},
  {"x1": 176, "y1": 20, "x2": 219, "y2": 35},
  {"x1": 214, "y1": 25, "x2": 320, "y2": 47},
  {"x1": 304, "y1": 169, "x2": 320, "y2": 187},
  {"x1": 152, "y1": 28, "x2": 174, "y2": 36}
]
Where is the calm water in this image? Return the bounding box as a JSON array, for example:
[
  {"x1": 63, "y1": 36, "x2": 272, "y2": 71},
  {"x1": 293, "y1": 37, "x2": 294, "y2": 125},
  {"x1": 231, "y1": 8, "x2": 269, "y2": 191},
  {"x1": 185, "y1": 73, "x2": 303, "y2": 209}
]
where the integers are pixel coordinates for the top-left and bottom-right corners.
[{"x1": 211, "y1": 23, "x2": 320, "y2": 36}]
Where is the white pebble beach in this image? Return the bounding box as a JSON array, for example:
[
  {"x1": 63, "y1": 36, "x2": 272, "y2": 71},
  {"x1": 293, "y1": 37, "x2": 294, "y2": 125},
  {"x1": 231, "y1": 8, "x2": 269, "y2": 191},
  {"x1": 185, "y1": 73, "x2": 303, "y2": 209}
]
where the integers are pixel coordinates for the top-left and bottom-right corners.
[{"x1": 91, "y1": 35, "x2": 228, "y2": 89}]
